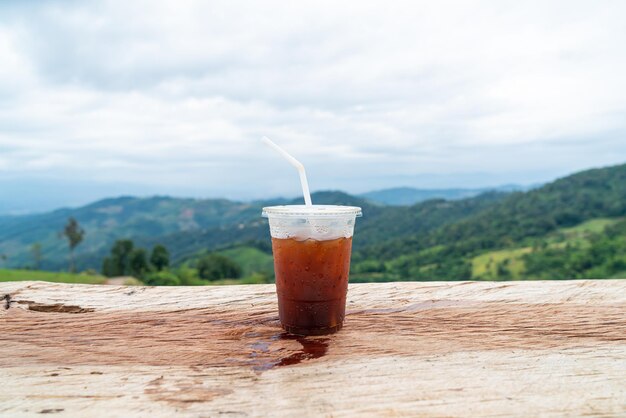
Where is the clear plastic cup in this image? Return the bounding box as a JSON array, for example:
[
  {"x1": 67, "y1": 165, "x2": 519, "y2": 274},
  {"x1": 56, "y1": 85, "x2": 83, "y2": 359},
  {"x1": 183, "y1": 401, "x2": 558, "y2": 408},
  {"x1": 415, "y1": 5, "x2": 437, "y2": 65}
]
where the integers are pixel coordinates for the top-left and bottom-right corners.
[{"x1": 262, "y1": 205, "x2": 362, "y2": 335}]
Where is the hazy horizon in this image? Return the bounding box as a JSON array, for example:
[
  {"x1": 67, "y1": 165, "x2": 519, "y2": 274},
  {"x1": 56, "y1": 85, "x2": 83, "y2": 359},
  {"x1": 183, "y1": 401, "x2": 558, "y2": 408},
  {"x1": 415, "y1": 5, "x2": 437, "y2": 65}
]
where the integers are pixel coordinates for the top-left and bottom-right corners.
[
  {"x1": 2, "y1": 159, "x2": 618, "y2": 215},
  {"x1": 0, "y1": 177, "x2": 535, "y2": 216}
]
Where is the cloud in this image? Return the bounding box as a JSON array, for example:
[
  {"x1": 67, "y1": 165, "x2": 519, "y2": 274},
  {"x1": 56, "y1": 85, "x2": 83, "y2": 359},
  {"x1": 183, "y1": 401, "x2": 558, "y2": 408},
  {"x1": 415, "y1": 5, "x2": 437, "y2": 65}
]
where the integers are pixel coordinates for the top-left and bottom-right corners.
[{"x1": 0, "y1": 0, "x2": 625, "y2": 202}]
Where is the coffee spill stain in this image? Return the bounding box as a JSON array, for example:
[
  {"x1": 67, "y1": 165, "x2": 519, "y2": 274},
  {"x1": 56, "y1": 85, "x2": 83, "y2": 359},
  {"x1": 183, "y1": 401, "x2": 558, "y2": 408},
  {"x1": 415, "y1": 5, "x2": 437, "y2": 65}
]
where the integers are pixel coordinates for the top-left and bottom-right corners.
[
  {"x1": 250, "y1": 333, "x2": 329, "y2": 372},
  {"x1": 276, "y1": 336, "x2": 329, "y2": 367}
]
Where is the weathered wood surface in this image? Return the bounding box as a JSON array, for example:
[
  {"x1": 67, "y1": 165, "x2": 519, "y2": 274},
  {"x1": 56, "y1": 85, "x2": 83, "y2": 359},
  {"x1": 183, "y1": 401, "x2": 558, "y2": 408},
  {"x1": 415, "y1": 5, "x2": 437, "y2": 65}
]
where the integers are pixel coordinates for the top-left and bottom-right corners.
[{"x1": 1, "y1": 280, "x2": 625, "y2": 417}]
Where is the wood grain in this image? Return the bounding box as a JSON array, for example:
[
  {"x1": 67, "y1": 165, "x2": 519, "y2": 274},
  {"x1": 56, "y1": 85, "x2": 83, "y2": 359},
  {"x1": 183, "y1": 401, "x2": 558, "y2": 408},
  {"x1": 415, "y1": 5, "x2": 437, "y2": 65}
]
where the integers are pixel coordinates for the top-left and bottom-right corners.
[{"x1": 1, "y1": 280, "x2": 625, "y2": 417}]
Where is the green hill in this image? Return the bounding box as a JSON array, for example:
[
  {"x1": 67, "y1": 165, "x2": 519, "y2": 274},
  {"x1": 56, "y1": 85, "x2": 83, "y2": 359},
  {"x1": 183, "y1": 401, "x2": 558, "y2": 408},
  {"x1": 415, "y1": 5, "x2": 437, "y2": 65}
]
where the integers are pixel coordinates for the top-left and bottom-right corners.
[
  {"x1": 0, "y1": 195, "x2": 286, "y2": 271},
  {"x1": 467, "y1": 217, "x2": 622, "y2": 281},
  {"x1": 132, "y1": 190, "x2": 509, "y2": 271},
  {"x1": 0, "y1": 187, "x2": 509, "y2": 274},
  {"x1": 1, "y1": 162, "x2": 625, "y2": 283},
  {"x1": 352, "y1": 163, "x2": 626, "y2": 281}
]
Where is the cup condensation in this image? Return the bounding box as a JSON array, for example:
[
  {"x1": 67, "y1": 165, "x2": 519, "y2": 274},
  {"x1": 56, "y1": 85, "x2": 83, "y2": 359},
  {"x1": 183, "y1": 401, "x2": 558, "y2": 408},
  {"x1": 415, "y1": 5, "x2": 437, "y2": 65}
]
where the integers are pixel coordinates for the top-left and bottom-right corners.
[{"x1": 262, "y1": 205, "x2": 362, "y2": 335}]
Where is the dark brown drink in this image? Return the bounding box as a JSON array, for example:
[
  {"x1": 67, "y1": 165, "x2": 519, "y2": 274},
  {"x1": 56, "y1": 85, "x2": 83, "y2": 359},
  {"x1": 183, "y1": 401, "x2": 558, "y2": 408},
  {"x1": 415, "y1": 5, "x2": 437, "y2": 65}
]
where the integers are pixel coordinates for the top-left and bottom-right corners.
[{"x1": 271, "y1": 236, "x2": 353, "y2": 335}]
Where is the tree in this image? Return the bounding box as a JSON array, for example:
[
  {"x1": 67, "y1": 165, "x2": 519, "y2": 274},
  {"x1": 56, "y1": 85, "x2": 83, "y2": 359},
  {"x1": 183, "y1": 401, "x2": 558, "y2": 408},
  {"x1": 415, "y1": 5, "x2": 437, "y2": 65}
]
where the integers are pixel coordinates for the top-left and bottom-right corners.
[
  {"x1": 102, "y1": 256, "x2": 116, "y2": 277},
  {"x1": 31, "y1": 243, "x2": 43, "y2": 270},
  {"x1": 110, "y1": 239, "x2": 134, "y2": 276},
  {"x1": 197, "y1": 254, "x2": 242, "y2": 281},
  {"x1": 63, "y1": 217, "x2": 85, "y2": 272},
  {"x1": 353, "y1": 259, "x2": 386, "y2": 274},
  {"x1": 496, "y1": 261, "x2": 511, "y2": 280},
  {"x1": 129, "y1": 248, "x2": 149, "y2": 278},
  {"x1": 150, "y1": 244, "x2": 170, "y2": 271}
]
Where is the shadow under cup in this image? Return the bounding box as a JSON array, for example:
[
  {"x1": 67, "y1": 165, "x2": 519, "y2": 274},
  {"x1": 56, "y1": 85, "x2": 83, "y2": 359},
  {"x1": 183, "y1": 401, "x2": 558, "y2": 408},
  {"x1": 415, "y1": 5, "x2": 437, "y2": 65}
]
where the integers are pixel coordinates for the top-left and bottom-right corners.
[{"x1": 262, "y1": 205, "x2": 362, "y2": 336}]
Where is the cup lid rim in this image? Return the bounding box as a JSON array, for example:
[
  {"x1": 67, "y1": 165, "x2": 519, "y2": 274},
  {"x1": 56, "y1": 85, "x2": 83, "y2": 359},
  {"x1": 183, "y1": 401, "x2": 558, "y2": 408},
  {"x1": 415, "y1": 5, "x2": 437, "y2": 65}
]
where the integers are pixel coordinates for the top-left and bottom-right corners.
[{"x1": 262, "y1": 204, "x2": 362, "y2": 217}]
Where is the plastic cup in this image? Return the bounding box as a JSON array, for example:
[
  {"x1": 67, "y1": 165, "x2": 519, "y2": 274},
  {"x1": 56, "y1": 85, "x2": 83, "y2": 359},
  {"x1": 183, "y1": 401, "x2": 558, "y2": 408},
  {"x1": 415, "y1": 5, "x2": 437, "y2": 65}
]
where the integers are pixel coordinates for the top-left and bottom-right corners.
[{"x1": 262, "y1": 205, "x2": 362, "y2": 335}]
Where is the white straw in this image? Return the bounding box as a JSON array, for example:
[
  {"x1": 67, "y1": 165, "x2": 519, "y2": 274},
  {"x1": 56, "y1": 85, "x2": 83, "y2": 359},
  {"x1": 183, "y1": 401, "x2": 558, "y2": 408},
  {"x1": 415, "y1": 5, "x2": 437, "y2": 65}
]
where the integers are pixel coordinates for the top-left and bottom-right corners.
[{"x1": 262, "y1": 136, "x2": 313, "y2": 206}]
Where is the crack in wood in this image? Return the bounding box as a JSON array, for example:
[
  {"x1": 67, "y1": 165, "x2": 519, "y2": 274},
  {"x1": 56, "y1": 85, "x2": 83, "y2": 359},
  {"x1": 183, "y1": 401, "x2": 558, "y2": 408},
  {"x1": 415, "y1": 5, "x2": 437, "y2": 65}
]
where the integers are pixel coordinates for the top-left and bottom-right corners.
[
  {"x1": 38, "y1": 409, "x2": 64, "y2": 414},
  {"x1": 16, "y1": 300, "x2": 95, "y2": 314}
]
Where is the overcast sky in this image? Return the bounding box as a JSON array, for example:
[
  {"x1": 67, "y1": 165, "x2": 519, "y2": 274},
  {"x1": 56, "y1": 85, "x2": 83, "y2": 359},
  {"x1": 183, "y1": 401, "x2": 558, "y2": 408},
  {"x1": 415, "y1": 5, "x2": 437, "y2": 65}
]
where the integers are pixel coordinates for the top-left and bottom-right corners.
[{"x1": 0, "y1": 0, "x2": 625, "y2": 211}]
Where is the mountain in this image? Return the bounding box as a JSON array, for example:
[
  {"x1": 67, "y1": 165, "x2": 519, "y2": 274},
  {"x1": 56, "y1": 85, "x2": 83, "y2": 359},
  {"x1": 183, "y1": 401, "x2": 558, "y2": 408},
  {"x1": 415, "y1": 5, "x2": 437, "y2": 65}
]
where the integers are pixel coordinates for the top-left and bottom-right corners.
[
  {"x1": 135, "y1": 191, "x2": 383, "y2": 266},
  {"x1": 1, "y1": 162, "x2": 625, "y2": 283},
  {"x1": 0, "y1": 189, "x2": 509, "y2": 272},
  {"x1": 354, "y1": 163, "x2": 626, "y2": 281},
  {"x1": 0, "y1": 191, "x2": 378, "y2": 270},
  {"x1": 135, "y1": 190, "x2": 512, "y2": 266},
  {"x1": 359, "y1": 185, "x2": 532, "y2": 206},
  {"x1": 0, "y1": 195, "x2": 273, "y2": 271}
]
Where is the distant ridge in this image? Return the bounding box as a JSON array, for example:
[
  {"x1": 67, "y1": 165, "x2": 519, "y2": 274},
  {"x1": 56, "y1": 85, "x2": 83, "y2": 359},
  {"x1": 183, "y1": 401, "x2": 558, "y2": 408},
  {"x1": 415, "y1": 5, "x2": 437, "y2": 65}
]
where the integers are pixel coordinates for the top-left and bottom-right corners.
[
  {"x1": 359, "y1": 184, "x2": 533, "y2": 206},
  {"x1": 1, "y1": 163, "x2": 624, "y2": 282}
]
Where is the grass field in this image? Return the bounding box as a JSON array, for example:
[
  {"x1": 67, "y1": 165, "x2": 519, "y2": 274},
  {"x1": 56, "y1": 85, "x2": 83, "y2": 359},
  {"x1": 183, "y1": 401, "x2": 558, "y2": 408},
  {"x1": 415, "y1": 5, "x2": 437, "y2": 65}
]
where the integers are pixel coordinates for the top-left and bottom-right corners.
[
  {"x1": 0, "y1": 269, "x2": 107, "y2": 284},
  {"x1": 471, "y1": 217, "x2": 622, "y2": 280},
  {"x1": 471, "y1": 247, "x2": 532, "y2": 279},
  {"x1": 560, "y1": 218, "x2": 619, "y2": 235},
  {"x1": 547, "y1": 218, "x2": 620, "y2": 247}
]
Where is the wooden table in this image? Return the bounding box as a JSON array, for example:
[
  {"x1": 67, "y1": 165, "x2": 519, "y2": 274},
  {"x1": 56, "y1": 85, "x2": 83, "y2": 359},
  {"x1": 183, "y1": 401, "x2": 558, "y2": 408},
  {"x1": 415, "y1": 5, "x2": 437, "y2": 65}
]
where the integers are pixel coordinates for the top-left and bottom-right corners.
[{"x1": 1, "y1": 280, "x2": 625, "y2": 417}]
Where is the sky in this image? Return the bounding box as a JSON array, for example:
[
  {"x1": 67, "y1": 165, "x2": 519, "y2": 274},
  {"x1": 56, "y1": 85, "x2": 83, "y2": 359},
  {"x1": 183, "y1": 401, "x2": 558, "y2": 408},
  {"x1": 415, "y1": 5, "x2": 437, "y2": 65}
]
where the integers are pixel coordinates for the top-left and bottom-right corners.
[{"x1": 0, "y1": 0, "x2": 625, "y2": 213}]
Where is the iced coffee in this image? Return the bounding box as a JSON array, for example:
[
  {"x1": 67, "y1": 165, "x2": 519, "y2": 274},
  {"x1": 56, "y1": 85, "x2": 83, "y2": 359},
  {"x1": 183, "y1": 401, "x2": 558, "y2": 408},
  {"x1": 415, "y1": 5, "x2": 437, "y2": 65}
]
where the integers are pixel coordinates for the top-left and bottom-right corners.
[{"x1": 263, "y1": 205, "x2": 361, "y2": 335}]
